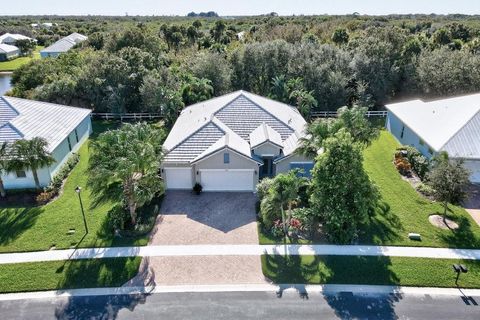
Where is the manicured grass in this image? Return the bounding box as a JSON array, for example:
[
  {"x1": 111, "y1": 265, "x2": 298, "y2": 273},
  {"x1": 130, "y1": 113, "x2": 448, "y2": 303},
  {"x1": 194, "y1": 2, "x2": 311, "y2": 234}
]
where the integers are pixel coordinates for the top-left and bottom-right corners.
[
  {"x1": 361, "y1": 130, "x2": 480, "y2": 248},
  {"x1": 258, "y1": 130, "x2": 480, "y2": 248},
  {"x1": 0, "y1": 46, "x2": 44, "y2": 71},
  {"x1": 0, "y1": 257, "x2": 141, "y2": 293},
  {"x1": 262, "y1": 255, "x2": 480, "y2": 288},
  {"x1": 0, "y1": 121, "x2": 156, "y2": 253}
]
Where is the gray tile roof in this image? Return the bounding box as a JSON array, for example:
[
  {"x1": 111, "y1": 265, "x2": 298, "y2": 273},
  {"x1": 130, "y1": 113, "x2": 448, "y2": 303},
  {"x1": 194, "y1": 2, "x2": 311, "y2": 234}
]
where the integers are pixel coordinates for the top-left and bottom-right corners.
[
  {"x1": 164, "y1": 122, "x2": 225, "y2": 162},
  {"x1": 215, "y1": 95, "x2": 294, "y2": 141},
  {"x1": 0, "y1": 96, "x2": 91, "y2": 152},
  {"x1": 163, "y1": 91, "x2": 307, "y2": 164}
]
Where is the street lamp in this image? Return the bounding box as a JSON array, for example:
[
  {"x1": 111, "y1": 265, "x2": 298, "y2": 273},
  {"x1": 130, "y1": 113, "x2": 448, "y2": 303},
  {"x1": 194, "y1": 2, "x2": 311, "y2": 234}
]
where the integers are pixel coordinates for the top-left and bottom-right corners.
[{"x1": 75, "y1": 186, "x2": 88, "y2": 234}]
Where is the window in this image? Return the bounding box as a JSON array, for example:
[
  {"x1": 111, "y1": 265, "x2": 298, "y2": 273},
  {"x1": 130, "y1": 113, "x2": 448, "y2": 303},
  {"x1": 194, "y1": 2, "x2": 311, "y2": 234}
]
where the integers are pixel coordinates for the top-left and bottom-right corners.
[
  {"x1": 400, "y1": 126, "x2": 405, "y2": 139},
  {"x1": 67, "y1": 137, "x2": 72, "y2": 151},
  {"x1": 223, "y1": 153, "x2": 230, "y2": 164},
  {"x1": 74, "y1": 129, "x2": 79, "y2": 143},
  {"x1": 419, "y1": 139, "x2": 425, "y2": 146},
  {"x1": 16, "y1": 170, "x2": 26, "y2": 178}
]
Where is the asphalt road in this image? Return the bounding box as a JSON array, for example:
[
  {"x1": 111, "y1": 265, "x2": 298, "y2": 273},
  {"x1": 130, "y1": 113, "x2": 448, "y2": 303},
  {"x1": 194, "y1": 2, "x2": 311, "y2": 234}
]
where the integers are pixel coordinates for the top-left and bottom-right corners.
[{"x1": 1, "y1": 290, "x2": 479, "y2": 320}]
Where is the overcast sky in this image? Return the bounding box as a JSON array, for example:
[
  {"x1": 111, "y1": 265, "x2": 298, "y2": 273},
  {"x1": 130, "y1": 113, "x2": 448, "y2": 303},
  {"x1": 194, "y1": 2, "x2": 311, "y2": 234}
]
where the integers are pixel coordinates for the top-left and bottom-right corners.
[{"x1": 2, "y1": 0, "x2": 480, "y2": 16}]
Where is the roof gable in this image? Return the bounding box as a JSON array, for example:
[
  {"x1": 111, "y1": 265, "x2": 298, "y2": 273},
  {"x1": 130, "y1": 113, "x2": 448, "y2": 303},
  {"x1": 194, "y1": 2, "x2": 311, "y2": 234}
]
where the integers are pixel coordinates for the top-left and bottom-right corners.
[
  {"x1": 441, "y1": 110, "x2": 480, "y2": 158},
  {"x1": 250, "y1": 122, "x2": 283, "y2": 148}
]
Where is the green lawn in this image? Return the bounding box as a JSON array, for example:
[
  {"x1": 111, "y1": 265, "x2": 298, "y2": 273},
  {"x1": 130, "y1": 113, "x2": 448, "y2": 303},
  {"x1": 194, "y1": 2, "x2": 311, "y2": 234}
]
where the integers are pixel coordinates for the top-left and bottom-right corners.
[
  {"x1": 0, "y1": 121, "x2": 154, "y2": 253},
  {"x1": 262, "y1": 255, "x2": 480, "y2": 288},
  {"x1": 0, "y1": 257, "x2": 141, "y2": 293},
  {"x1": 259, "y1": 130, "x2": 480, "y2": 248},
  {"x1": 361, "y1": 130, "x2": 480, "y2": 248},
  {"x1": 0, "y1": 46, "x2": 44, "y2": 72}
]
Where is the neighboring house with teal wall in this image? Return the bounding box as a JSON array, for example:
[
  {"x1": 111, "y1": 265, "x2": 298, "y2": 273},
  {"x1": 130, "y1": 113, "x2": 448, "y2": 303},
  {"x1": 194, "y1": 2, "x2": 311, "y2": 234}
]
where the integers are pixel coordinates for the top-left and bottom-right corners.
[
  {"x1": 40, "y1": 33, "x2": 87, "y2": 58},
  {"x1": 0, "y1": 96, "x2": 92, "y2": 189},
  {"x1": 386, "y1": 94, "x2": 480, "y2": 183},
  {"x1": 0, "y1": 44, "x2": 20, "y2": 61}
]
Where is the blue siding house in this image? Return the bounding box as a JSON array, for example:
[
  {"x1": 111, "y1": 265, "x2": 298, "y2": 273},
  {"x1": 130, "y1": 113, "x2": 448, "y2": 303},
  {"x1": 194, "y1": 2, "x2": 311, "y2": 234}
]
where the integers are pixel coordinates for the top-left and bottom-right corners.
[
  {"x1": 386, "y1": 94, "x2": 480, "y2": 183},
  {"x1": 0, "y1": 96, "x2": 92, "y2": 189}
]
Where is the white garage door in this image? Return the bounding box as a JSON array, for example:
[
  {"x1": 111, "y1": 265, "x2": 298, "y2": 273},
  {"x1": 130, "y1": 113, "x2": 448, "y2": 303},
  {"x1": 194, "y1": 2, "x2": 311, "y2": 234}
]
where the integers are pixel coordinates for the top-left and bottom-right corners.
[
  {"x1": 200, "y1": 169, "x2": 254, "y2": 191},
  {"x1": 164, "y1": 167, "x2": 193, "y2": 189}
]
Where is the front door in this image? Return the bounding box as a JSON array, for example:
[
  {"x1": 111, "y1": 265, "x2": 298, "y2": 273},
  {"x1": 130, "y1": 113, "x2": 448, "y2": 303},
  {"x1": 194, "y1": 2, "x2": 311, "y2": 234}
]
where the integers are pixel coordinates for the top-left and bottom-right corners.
[{"x1": 261, "y1": 157, "x2": 273, "y2": 177}]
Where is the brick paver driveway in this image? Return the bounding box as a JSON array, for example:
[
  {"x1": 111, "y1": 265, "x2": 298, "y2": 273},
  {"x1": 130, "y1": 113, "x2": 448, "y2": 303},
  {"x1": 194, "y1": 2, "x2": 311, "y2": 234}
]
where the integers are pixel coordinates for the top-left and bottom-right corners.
[
  {"x1": 124, "y1": 191, "x2": 267, "y2": 287},
  {"x1": 149, "y1": 191, "x2": 259, "y2": 245}
]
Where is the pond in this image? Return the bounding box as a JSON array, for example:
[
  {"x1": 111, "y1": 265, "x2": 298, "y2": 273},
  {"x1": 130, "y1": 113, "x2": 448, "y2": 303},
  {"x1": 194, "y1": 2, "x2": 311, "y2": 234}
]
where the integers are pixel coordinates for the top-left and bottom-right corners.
[{"x1": 0, "y1": 73, "x2": 13, "y2": 96}]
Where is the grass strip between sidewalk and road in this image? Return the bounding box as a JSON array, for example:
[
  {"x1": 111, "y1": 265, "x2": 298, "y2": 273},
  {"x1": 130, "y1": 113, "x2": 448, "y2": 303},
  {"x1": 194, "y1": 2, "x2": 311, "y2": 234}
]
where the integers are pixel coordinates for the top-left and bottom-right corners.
[
  {"x1": 262, "y1": 255, "x2": 480, "y2": 289},
  {"x1": 0, "y1": 257, "x2": 141, "y2": 293}
]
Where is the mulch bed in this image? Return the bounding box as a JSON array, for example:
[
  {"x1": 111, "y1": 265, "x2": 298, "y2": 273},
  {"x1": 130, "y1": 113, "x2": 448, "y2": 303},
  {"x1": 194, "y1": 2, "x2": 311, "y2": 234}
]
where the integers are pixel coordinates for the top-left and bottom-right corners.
[{"x1": 0, "y1": 191, "x2": 39, "y2": 207}]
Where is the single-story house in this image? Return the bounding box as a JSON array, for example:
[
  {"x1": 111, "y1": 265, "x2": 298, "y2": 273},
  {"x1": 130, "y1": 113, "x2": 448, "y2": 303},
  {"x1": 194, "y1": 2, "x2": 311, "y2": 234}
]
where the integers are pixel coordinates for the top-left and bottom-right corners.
[
  {"x1": 40, "y1": 33, "x2": 88, "y2": 58},
  {"x1": 162, "y1": 90, "x2": 313, "y2": 192},
  {"x1": 385, "y1": 93, "x2": 480, "y2": 183},
  {"x1": 0, "y1": 96, "x2": 92, "y2": 189},
  {"x1": 0, "y1": 33, "x2": 34, "y2": 46},
  {"x1": 0, "y1": 44, "x2": 20, "y2": 61}
]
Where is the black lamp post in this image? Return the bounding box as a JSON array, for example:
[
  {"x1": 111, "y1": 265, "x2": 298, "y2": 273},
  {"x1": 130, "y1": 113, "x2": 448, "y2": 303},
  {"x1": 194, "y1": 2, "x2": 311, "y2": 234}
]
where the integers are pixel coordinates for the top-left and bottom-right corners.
[{"x1": 75, "y1": 186, "x2": 88, "y2": 234}]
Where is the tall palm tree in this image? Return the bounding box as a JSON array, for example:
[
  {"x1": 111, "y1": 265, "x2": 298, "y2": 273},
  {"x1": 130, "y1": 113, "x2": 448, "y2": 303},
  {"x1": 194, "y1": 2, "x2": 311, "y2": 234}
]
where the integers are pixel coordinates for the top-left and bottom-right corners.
[
  {"x1": 88, "y1": 122, "x2": 165, "y2": 225},
  {"x1": 0, "y1": 142, "x2": 12, "y2": 197},
  {"x1": 10, "y1": 137, "x2": 55, "y2": 190},
  {"x1": 270, "y1": 171, "x2": 302, "y2": 237}
]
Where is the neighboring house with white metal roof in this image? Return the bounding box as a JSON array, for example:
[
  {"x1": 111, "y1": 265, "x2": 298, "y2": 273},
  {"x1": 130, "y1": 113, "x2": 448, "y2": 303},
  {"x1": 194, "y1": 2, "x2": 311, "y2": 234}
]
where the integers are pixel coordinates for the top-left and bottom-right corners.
[
  {"x1": 40, "y1": 33, "x2": 88, "y2": 58},
  {"x1": 162, "y1": 90, "x2": 313, "y2": 192},
  {"x1": 0, "y1": 96, "x2": 92, "y2": 189},
  {"x1": 385, "y1": 93, "x2": 480, "y2": 183},
  {"x1": 0, "y1": 33, "x2": 34, "y2": 46},
  {"x1": 0, "y1": 44, "x2": 20, "y2": 61}
]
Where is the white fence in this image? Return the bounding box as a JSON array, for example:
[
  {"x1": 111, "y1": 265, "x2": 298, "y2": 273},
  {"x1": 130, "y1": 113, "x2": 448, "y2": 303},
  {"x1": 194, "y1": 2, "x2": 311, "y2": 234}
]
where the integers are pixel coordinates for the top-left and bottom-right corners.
[
  {"x1": 91, "y1": 110, "x2": 388, "y2": 121},
  {"x1": 90, "y1": 113, "x2": 163, "y2": 120},
  {"x1": 311, "y1": 110, "x2": 388, "y2": 118}
]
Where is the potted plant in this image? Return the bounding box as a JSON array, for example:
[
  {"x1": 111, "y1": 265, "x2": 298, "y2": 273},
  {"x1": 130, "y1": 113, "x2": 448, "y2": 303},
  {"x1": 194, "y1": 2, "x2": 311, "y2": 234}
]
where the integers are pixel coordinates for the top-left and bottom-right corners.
[{"x1": 193, "y1": 183, "x2": 203, "y2": 195}]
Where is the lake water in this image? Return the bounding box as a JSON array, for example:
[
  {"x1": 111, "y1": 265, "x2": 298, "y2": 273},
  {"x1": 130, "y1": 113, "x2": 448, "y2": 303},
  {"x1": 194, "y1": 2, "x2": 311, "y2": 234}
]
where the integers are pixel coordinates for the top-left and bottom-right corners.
[{"x1": 0, "y1": 73, "x2": 13, "y2": 96}]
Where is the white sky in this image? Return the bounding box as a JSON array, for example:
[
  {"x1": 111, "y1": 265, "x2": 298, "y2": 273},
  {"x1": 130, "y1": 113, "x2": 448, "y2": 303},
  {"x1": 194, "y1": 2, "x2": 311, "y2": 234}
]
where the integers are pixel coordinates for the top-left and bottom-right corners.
[{"x1": 2, "y1": 0, "x2": 480, "y2": 16}]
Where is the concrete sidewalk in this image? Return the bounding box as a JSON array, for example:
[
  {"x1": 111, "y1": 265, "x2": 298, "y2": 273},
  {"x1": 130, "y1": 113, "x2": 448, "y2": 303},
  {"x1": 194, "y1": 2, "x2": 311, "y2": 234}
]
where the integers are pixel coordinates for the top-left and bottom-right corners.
[{"x1": 1, "y1": 244, "x2": 480, "y2": 264}]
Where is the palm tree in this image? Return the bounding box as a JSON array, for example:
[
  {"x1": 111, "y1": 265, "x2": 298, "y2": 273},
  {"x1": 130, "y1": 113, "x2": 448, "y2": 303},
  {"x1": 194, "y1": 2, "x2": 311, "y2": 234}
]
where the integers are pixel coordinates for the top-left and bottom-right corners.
[
  {"x1": 10, "y1": 137, "x2": 55, "y2": 190},
  {"x1": 88, "y1": 123, "x2": 165, "y2": 225},
  {"x1": 270, "y1": 171, "x2": 302, "y2": 238},
  {"x1": 296, "y1": 119, "x2": 332, "y2": 159},
  {"x1": 0, "y1": 142, "x2": 12, "y2": 197}
]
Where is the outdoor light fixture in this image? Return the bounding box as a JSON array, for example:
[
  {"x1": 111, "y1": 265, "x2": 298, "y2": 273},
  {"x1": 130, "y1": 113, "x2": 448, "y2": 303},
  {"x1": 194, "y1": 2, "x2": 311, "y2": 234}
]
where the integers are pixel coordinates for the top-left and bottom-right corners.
[
  {"x1": 453, "y1": 264, "x2": 469, "y2": 285},
  {"x1": 196, "y1": 171, "x2": 199, "y2": 175},
  {"x1": 254, "y1": 170, "x2": 257, "y2": 175},
  {"x1": 75, "y1": 186, "x2": 88, "y2": 234}
]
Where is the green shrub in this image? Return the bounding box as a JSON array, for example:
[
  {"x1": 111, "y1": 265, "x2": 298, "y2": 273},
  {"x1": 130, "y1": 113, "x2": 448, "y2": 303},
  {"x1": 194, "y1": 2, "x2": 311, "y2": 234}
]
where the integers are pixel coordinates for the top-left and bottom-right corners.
[
  {"x1": 292, "y1": 207, "x2": 315, "y2": 236},
  {"x1": 415, "y1": 182, "x2": 435, "y2": 197},
  {"x1": 401, "y1": 146, "x2": 430, "y2": 180},
  {"x1": 260, "y1": 195, "x2": 281, "y2": 229},
  {"x1": 39, "y1": 153, "x2": 80, "y2": 204},
  {"x1": 256, "y1": 177, "x2": 274, "y2": 202}
]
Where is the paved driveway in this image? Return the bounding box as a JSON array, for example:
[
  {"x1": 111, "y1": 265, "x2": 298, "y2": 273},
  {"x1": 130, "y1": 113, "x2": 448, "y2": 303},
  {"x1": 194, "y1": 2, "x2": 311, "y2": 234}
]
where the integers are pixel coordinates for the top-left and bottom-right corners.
[
  {"x1": 125, "y1": 191, "x2": 266, "y2": 287},
  {"x1": 149, "y1": 191, "x2": 259, "y2": 245}
]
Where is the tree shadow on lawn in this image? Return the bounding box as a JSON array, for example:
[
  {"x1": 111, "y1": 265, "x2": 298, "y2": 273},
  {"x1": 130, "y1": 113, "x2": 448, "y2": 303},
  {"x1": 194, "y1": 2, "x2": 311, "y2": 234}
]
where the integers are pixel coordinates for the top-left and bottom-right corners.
[
  {"x1": 263, "y1": 254, "x2": 402, "y2": 319},
  {"x1": 0, "y1": 206, "x2": 43, "y2": 246},
  {"x1": 438, "y1": 213, "x2": 480, "y2": 249},
  {"x1": 54, "y1": 257, "x2": 145, "y2": 319},
  {"x1": 359, "y1": 200, "x2": 403, "y2": 245}
]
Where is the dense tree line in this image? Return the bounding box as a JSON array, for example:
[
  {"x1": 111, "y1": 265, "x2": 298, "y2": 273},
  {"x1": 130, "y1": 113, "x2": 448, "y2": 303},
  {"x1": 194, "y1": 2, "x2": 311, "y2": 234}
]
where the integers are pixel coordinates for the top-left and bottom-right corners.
[{"x1": 5, "y1": 14, "x2": 480, "y2": 125}]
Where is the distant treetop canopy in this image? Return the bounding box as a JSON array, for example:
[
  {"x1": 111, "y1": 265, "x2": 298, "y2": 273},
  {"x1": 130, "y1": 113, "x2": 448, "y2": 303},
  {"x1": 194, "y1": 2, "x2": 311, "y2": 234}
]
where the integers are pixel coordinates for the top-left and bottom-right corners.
[{"x1": 187, "y1": 11, "x2": 219, "y2": 18}]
